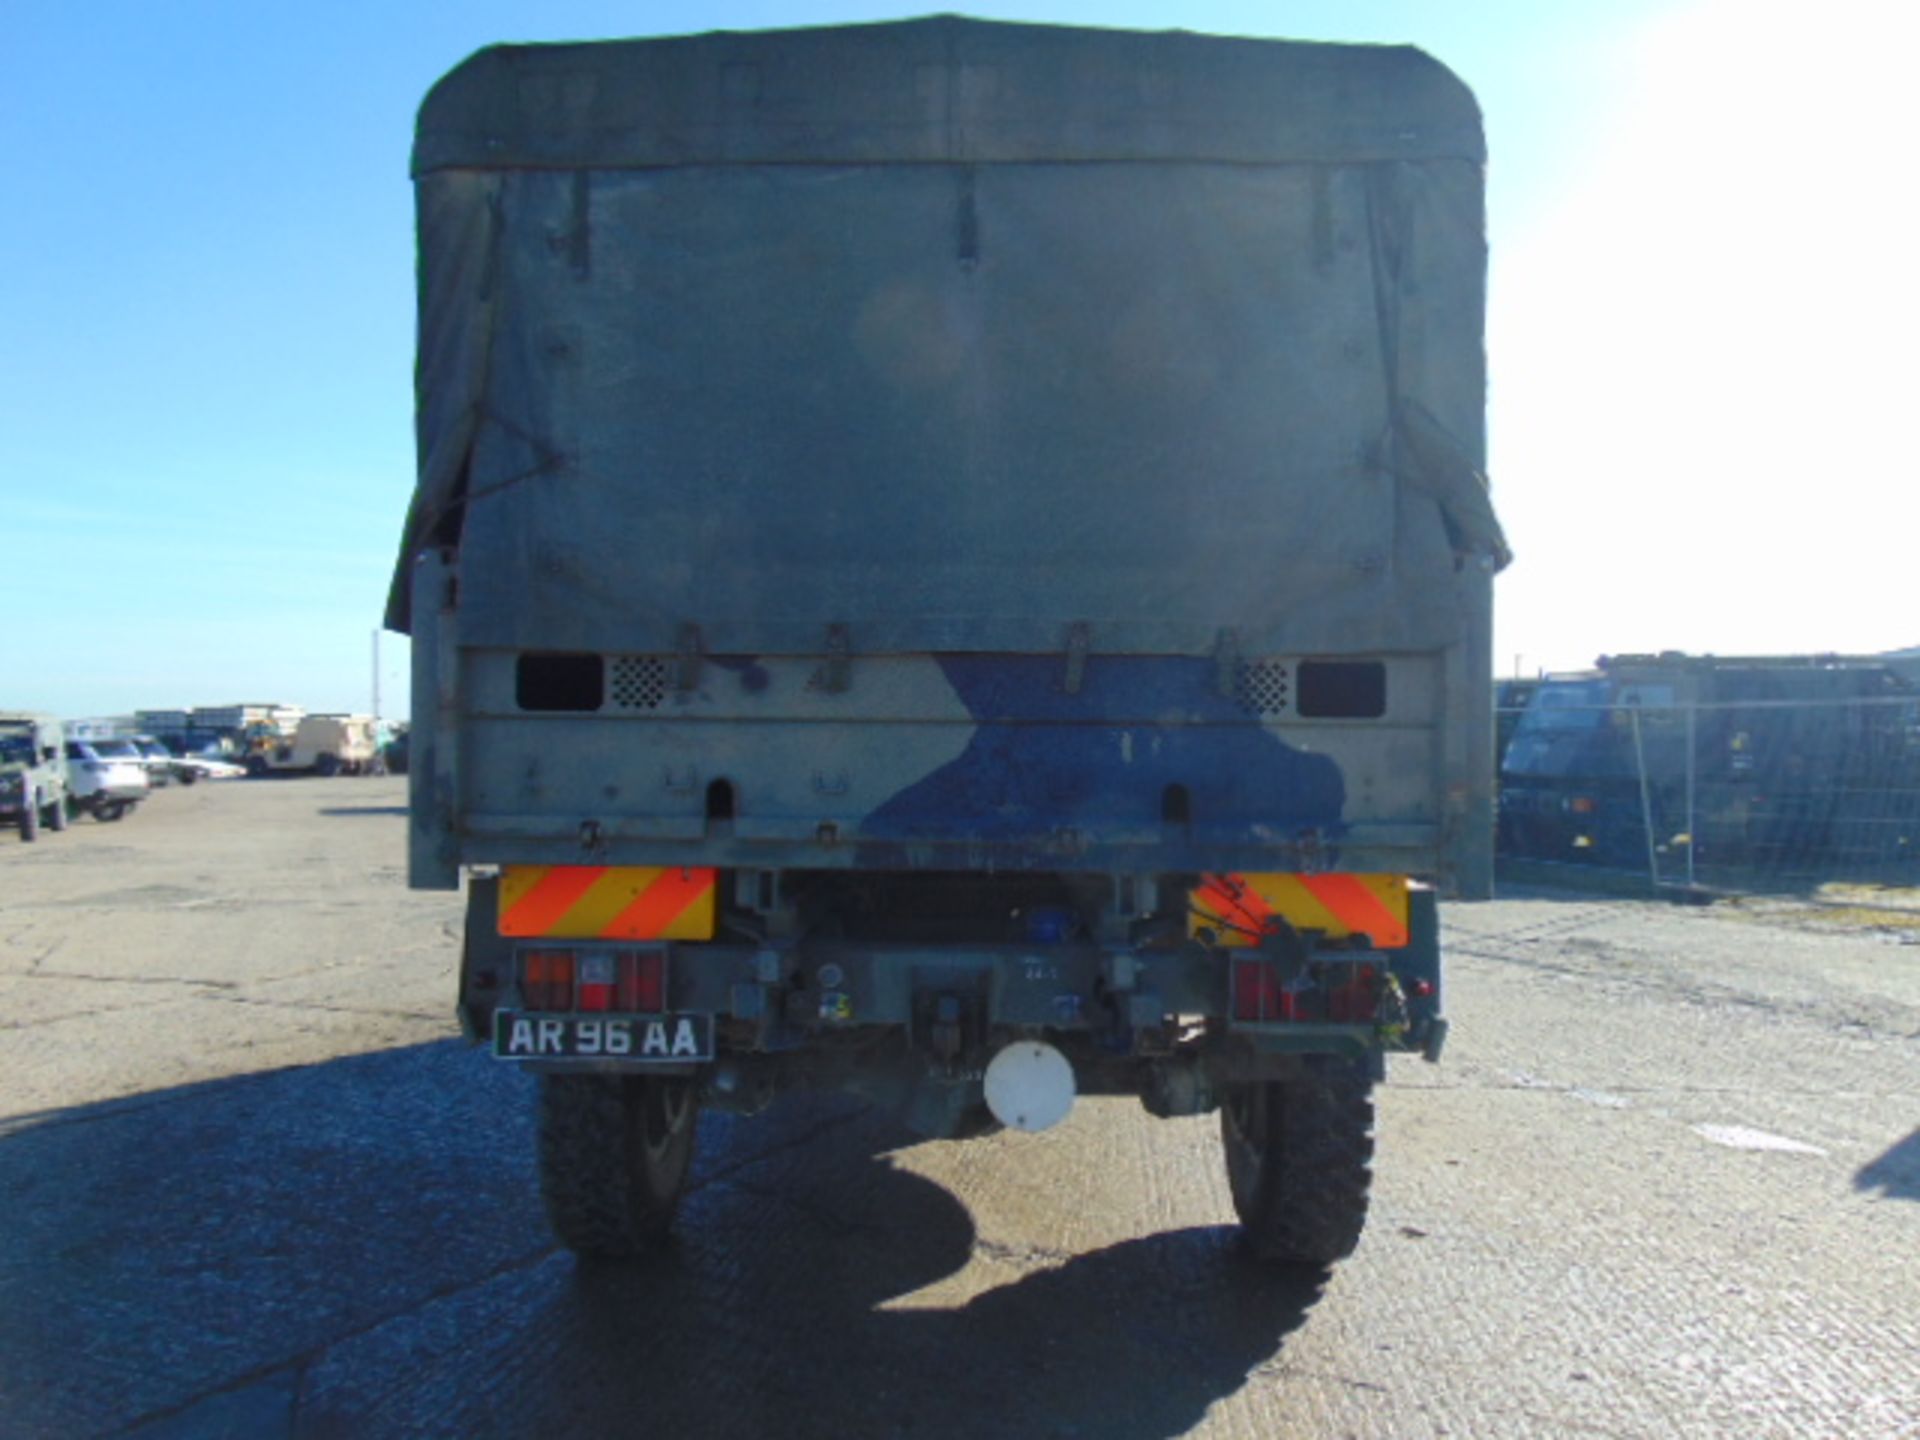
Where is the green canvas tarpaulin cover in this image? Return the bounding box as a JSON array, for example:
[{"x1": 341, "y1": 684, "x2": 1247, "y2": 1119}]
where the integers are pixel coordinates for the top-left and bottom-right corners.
[{"x1": 388, "y1": 17, "x2": 1505, "y2": 654}]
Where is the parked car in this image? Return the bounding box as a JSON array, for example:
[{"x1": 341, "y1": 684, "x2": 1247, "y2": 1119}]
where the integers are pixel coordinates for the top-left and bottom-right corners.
[
  {"x1": 0, "y1": 712, "x2": 70, "y2": 840},
  {"x1": 64, "y1": 739, "x2": 150, "y2": 821},
  {"x1": 127, "y1": 735, "x2": 177, "y2": 787},
  {"x1": 85, "y1": 736, "x2": 167, "y2": 791},
  {"x1": 170, "y1": 753, "x2": 246, "y2": 783}
]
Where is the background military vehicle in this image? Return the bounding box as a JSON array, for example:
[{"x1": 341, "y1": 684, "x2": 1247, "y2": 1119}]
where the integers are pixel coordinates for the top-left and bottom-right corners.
[
  {"x1": 0, "y1": 712, "x2": 70, "y2": 841},
  {"x1": 391, "y1": 18, "x2": 1504, "y2": 1266},
  {"x1": 1499, "y1": 653, "x2": 1917, "y2": 877},
  {"x1": 242, "y1": 713, "x2": 379, "y2": 777}
]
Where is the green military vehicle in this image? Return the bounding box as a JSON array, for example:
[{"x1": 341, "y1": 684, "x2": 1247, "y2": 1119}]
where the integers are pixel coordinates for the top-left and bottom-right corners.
[
  {"x1": 392, "y1": 19, "x2": 1505, "y2": 1266},
  {"x1": 0, "y1": 713, "x2": 71, "y2": 842}
]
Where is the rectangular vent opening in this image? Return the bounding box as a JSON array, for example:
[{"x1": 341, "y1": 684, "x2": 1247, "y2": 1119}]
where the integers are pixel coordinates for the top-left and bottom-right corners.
[
  {"x1": 1295, "y1": 660, "x2": 1386, "y2": 719},
  {"x1": 516, "y1": 652, "x2": 604, "y2": 712}
]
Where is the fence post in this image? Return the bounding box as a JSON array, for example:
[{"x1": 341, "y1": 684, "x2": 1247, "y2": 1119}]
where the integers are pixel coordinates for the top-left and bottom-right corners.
[
  {"x1": 1631, "y1": 707, "x2": 1660, "y2": 893},
  {"x1": 1685, "y1": 702, "x2": 1698, "y2": 890}
]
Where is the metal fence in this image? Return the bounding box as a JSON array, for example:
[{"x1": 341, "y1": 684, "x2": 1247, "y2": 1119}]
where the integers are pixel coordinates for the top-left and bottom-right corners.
[{"x1": 1496, "y1": 694, "x2": 1920, "y2": 893}]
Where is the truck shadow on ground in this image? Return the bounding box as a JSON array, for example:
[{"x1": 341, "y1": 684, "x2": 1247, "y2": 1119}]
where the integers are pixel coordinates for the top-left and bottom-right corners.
[
  {"x1": 545, "y1": 1223, "x2": 1324, "y2": 1440},
  {"x1": 1856, "y1": 1127, "x2": 1920, "y2": 1202},
  {"x1": 301, "y1": 1114, "x2": 1326, "y2": 1440},
  {"x1": 0, "y1": 1041, "x2": 1325, "y2": 1439}
]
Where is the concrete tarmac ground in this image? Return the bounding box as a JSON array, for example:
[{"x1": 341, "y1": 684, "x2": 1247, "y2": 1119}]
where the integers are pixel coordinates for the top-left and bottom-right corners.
[{"x1": 2, "y1": 778, "x2": 1916, "y2": 1438}]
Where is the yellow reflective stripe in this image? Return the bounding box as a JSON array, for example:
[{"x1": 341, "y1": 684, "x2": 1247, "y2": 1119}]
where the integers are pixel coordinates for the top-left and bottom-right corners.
[
  {"x1": 498, "y1": 866, "x2": 717, "y2": 941},
  {"x1": 558, "y1": 867, "x2": 666, "y2": 936},
  {"x1": 499, "y1": 866, "x2": 607, "y2": 935},
  {"x1": 1189, "y1": 873, "x2": 1410, "y2": 948},
  {"x1": 602, "y1": 868, "x2": 716, "y2": 940},
  {"x1": 1267, "y1": 873, "x2": 1338, "y2": 931}
]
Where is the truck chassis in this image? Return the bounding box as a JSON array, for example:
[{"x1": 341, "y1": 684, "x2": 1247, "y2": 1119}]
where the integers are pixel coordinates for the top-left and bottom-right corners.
[{"x1": 457, "y1": 868, "x2": 1444, "y2": 1263}]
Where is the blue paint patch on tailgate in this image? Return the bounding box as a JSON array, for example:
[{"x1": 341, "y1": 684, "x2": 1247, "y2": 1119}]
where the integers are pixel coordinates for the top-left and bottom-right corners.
[
  {"x1": 708, "y1": 655, "x2": 773, "y2": 693},
  {"x1": 862, "y1": 656, "x2": 1344, "y2": 848}
]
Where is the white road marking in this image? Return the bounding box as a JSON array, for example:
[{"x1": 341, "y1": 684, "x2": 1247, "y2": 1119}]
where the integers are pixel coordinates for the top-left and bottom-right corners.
[
  {"x1": 1693, "y1": 1123, "x2": 1827, "y2": 1156},
  {"x1": 1569, "y1": 1088, "x2": 1631, "y2": 1109}
]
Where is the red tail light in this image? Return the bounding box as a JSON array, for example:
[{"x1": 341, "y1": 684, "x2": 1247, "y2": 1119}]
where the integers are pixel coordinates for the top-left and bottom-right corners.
[
  {"x1": 1231, "y1": 959, "x2": 1377, "y2": 1023},
  {"x1": 617, "y1": 949, "x2": 666, "y2": 1013},
  {"x1": 522, "y1": 948, "x2": 666, "y2": 1012},
  {"x1": 577, "y1": 952, "x2": 616, "y2": 1012},
  {"x1": 1326, "y1": 964, "x2": 1378, "y2": 1022},
  {"x1": 1231, "y1": 959, "x2": 1266, "y2": 1021},
  {"x1": 1232, "y1": 960, "x2": 1292, "y2": 1022},
  {"x1": 523, "y1": 949, "x2": 576, "y2": 1010}
]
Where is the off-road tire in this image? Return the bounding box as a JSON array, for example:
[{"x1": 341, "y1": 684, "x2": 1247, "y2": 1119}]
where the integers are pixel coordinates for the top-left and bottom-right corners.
[
  {"x1": 538, "y1": 1074, "x2": 699, "y2": 1258},
  {"x1": 47, "y1": 796, "x2": 68, "y2": 831},
  {"x1": 1220, "y1": 1055, "x2": 1375, "y2": 1265},
  {"x1": 246, "y1": 755, "x2": 270, "y2": 778},
  {"x1": 97, "y1": 801, "x2": 128, "y2": 823},
  {"x1": 314, "y1": 753, "x2": 341, "y2": 778},
  {"x1": 19, "y1": 799, "x2": 38, "y2": 842}
]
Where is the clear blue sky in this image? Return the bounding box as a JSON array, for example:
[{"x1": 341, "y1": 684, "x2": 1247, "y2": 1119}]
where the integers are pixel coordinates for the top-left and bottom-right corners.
[{"x1": 3, "y1": 0, "x2": 1912, "y2": 720}]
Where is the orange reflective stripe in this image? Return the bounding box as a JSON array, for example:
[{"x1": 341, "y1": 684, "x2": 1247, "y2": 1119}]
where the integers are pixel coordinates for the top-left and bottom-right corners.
[
  {"x1": 500, "y1": 866, "x2": 607, "y2": 936},
  {"x1": 1194, "y1": 873, "x2": 1274, "y2": 940},
  {"x1": 1298, "y1": 873, "x2": 1409, "y2": 948},
  {"x1": 604, "y1": 868, "x2": 715, "y2": 941},
  {"x1": 498, "y1": 865, "x2": 718, "y2": 940},
  {"x1": 1188, "y1": 873, "x2": 1409, "y2": 948}
]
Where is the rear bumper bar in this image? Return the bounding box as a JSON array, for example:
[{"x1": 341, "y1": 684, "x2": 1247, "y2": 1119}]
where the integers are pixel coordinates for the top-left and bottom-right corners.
[{"x1": 456, "y1": 879, "x2": 1445, "y2": 1061}]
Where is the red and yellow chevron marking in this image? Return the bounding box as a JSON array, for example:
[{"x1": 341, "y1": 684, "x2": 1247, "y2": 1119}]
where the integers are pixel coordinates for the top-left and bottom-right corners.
[
  {"x1": 1189, "y1": 872, "x2": 1409, "y2": 949},
  {"x1": 498, "y1": 866, "x2": 716, "y2": 941}
]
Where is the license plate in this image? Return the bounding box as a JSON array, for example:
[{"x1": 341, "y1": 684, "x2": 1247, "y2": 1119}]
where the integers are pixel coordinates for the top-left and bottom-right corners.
[{"x1": 492, "y1": 1010, "x2": 713, "y2": 1062}]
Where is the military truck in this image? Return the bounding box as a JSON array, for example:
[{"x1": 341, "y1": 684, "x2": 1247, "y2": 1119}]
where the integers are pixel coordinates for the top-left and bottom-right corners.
[
  {"x1": 242, "y1": 713, "x2": 380, "y2": 777},
  {"x1": 1500, "y1": 653, "x2": 1917, "y2": 875},
  {"x1": 390, "y1": 19, "x2": 1505, "y2": 1265},
  {"x1": 0, "y1": 712, "x2": 70, "y2": 842}
]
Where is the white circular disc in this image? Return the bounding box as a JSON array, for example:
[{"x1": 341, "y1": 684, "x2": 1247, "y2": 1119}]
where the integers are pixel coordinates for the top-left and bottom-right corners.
[{"x1": 984, "y1": 1041, "x2": 1076, "y2": 1133}]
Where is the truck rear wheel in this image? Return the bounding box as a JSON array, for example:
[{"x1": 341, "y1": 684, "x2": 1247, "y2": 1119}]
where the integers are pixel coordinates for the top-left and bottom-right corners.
[
  {"x1": 537, "y1": 1074, "x2": 698, "y2": 1257},
  {"x1": 1220, "y1": 1056, "x2": 1374, "y2": 1266},
  {"x1": 314, "y1": 753, "x2": 341, "y2": 777},
  {"x1": 19, "y1": 799, "x2": 38, "y2": 842},
  {"x1": 47, "y1": 796, "x2": 68, "y2": 831}
]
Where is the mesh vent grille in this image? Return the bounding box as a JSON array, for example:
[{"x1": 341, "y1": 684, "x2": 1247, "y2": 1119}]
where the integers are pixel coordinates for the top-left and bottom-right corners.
[
  {"x1": 1235, "y1": 660, "x2": 1291, "y2": 718},
  {"x1": 609, "y1": 656, "x2": 669, "y2": 711}
]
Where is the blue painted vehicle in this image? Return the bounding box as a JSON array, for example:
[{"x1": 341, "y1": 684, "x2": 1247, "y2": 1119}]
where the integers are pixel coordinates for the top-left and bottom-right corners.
[
  {"x1": 1499, "y1": 654, "x2": 1918, "y2": 875},
  {"x1": 389, "y1": 18, "x2": 1505, "y2": 1263}
]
